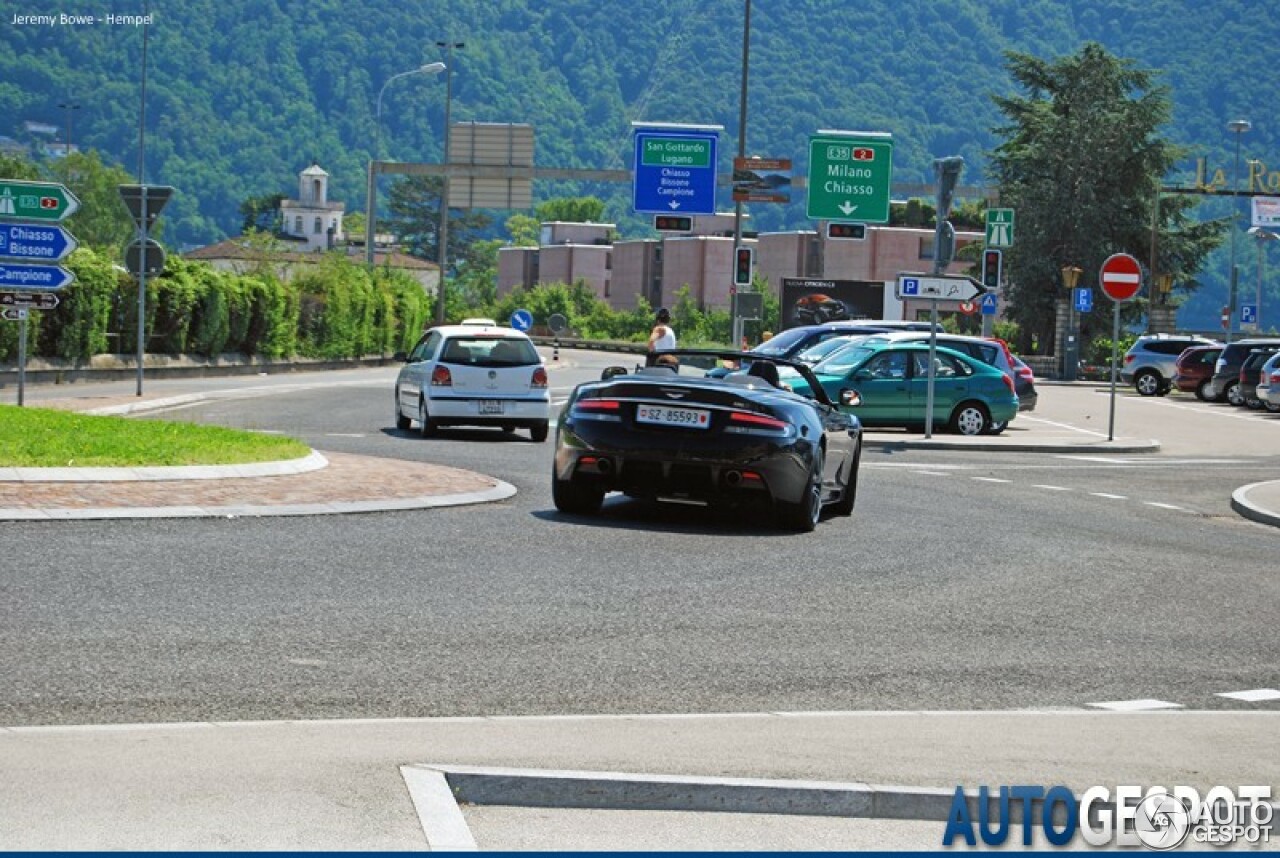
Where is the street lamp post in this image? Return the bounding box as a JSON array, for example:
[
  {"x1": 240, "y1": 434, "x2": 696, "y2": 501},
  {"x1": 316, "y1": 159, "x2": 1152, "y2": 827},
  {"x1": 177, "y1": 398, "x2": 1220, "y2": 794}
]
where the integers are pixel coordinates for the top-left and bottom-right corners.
[
  {"x1": 1062, "y1": 265, "x2": 1083, "y2": 381},
  {"x1": 435, "y1": 41, "x2": 464, "y2": 326},
  {"x1": 365, "y1": 63, "x2": 446, "y2": 267},
  {"x1": 731, "y1": 0, "x2": 751, "y2": 351},
  {"x1": 1226, "y1": 118, "x2": 1251, "y2": 343},
  {"x1": 1248, "y1": 226, "x2": 1279, "y2": 332},
  {"x1": 58, "y1": 102, "x2": 80, "y2": 156}
]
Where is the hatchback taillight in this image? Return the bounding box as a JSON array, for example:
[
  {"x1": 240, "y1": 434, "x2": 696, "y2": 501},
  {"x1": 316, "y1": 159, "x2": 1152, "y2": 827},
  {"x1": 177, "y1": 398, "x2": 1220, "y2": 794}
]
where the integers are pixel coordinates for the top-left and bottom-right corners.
[
  {"x1": 1124, "y1": 354, "x2": 1135, "y2": 365},
  {"x1": 531, "y1": 366, "x2": 548, "y2": 388},
  {"x1": 431, "y1": 366, "x2": 452, "y2": 386},
  {"x1": 1001, "y1": 374, "x2": 1015, "y2": 394}
]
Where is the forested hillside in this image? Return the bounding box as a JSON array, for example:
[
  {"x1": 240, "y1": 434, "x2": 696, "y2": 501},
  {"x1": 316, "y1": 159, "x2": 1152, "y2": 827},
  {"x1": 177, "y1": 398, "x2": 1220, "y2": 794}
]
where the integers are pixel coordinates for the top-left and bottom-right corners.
[{"x1": 2, "y1": 0, "x2": 1277, "y2": 328}]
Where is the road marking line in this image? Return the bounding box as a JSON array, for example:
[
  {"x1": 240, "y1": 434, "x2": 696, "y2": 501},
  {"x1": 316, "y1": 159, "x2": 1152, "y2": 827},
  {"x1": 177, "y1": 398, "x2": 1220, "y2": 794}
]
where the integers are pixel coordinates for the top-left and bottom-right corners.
[
  {"x1": 1145, "y1": 502, "x2": 1187, "y2": 512},
  {"x1": 1032, "y1": 484, "x2": 1071, "y2": 491},
  {"x1": 1088, "y1": 699, "x2": 1184, "y2": 712},
  {"x1": 972, "y1": 477, "x2": 1011, "y2": 483},
  {"x1": 401, "y1": 765, "x2": 479, "y2": 851},
  {"x1": 1020, "y1": 415, "x2": 1110, "y2": 439},
  {"x1": 1216, "y1": 689, "x2": 1280, "y2": 702},
  {"x1": 324, "y1": 433, "x2": 366, "y2": 437},
  {"x1": 1091, "y1": 492, "x2": 1128, "y2": 500},
  {"x1": 912, "y1": 470, "x2": 950, "y2": 477}
]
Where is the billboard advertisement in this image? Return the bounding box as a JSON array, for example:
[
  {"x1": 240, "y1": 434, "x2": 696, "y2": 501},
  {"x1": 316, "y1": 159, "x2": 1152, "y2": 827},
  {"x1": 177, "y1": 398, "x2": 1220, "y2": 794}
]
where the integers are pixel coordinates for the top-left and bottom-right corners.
[
  {"x1": 1252, "y1": 196, "x2": 1280, "y2": 230},
  {"x1": 780, "y1": 278, "x2": 885, "y2": 329}
]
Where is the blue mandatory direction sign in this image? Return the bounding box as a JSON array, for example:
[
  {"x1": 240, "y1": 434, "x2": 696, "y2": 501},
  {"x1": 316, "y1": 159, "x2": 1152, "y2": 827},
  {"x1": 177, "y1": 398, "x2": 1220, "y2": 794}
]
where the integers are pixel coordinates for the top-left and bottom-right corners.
[
  {"x1": 510, "y1": 308, "x2": 533, "y2": 332},
  {"x1": 633, "y1": 126, "x2": 720, "y2": 216},
  {"x1": 0, "y1": 222, "x2": 78, "y2": 261},
  {"x1": 980, "y1": 292, "x2": 999, "y2": 315},
  {"x1": 1074, "y1": 287, "x2": 1094, "y2": 313},
  {"x1": 0, "y1": 261, "x2": 75, "y2": 291}
]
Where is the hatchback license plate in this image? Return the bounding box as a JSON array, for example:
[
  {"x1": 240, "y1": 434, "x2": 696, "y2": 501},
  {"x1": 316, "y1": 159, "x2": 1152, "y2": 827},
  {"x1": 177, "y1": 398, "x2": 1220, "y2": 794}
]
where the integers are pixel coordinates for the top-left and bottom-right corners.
[
  {"x1": 636, "y1": 404, "x2": 710, "y2": 429},
  {"x1": 479, "y1": 400, "x2": 504, "y2": 415}
]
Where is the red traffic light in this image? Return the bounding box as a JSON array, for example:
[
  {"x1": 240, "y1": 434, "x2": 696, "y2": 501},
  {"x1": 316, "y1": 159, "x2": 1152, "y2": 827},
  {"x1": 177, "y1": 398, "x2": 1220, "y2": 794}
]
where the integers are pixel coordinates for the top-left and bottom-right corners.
[
  {"x1": 827, "y1": 222, "x2": 866, "y2": 240},
  {"x1": 981, "y1": 249, "x2": 1003, "y2": 290},
  {"x1": 653, "y1": 215, "x2": 693, "y2": 232},
  {"x1": 734, "y1": 246, "x2": 754, "y2": 287}
]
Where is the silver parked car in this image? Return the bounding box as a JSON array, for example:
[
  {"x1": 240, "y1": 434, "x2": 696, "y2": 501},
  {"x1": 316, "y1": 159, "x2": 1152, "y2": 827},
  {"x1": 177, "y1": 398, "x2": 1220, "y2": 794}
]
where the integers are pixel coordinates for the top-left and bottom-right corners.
[{"x1": 1120, "y1": 334, "x2": 1220, "y2": 396}]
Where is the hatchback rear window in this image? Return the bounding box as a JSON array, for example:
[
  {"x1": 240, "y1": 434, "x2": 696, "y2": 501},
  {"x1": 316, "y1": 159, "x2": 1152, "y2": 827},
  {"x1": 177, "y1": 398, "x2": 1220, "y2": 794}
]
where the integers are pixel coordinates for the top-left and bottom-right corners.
[{"x1": 439, "y1": 336, "x2": 539, "y2": 367}]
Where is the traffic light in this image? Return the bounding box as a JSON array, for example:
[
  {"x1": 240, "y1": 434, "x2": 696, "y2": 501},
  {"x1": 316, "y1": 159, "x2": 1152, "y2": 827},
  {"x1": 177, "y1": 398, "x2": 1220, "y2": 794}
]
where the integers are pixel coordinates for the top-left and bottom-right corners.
[
  {"x1": 827, "y1": 222, "x2": 866, "y2": 240},
  {"x1": 734, "y1": 246, "x2": 754, "y2": 287},
  {"x1": 653, "y1": 214, "x2": 693, "y2": 232},
  {"x1": 981, "y1": 248, "x2": 1003, "y2": 290}
]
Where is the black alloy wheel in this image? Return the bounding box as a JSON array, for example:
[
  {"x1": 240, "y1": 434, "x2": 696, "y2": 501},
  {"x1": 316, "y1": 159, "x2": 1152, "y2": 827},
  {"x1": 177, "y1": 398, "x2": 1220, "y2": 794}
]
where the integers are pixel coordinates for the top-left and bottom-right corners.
[{"x1": 780, "y1": 446, "x2": 824, "y2": 533}]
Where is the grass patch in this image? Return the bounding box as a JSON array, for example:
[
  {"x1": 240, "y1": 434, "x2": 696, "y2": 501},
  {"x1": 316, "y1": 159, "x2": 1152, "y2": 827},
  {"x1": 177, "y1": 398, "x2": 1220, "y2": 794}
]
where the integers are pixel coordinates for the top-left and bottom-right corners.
[{"x1": 0, "y1": 405, "x2": 310, "y2": 467}]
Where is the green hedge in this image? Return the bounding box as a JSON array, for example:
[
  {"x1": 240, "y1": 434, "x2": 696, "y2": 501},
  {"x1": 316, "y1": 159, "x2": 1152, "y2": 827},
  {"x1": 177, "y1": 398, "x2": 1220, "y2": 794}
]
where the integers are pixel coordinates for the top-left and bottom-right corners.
[{"x1": 0, "y1": 247, "x2": 430, "y2": 364}]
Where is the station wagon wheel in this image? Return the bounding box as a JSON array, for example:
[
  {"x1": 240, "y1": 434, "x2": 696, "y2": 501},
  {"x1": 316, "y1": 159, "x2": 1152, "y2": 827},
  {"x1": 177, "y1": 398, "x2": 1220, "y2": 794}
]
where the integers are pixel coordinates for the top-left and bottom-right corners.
[
  {"x1": 1195, "y1": 380, "x2": 1212, "y2": 401},
  {"x1": 1225, "y1": 381, "x2": 1244, "y2": 407},
  {"x1": 418, "y1": 397, "x2": 438, "y2": 437},
  {"x1": 780, "y1": 446, "x2": 824, "y2": 533},
  {"x1": 1134, "y1": 370, "x2": 1161, "y2": 396},
  {"x1": 394, "y1": 390, "x2": 412, "y2": 431},
  {"x1": 1265, "y1": 400, "x2": 1280, "y2": 414},
  {"x1": 950, "y1": 401, "x2": 990, "y2": 436},
  {"x1": 529, "y1": 420, "x2": 549, "y2": 443}
]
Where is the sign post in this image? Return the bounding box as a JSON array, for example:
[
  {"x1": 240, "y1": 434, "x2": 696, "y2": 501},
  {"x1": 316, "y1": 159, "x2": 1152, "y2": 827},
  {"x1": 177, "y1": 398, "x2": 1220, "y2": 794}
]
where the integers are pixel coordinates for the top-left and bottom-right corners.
[
  {"x1": 1099, "y1": 253, "x2": 1144, "y2": 441},
  {"x1": 119, "y1": 185, "x2": 175, "y2": 397}
]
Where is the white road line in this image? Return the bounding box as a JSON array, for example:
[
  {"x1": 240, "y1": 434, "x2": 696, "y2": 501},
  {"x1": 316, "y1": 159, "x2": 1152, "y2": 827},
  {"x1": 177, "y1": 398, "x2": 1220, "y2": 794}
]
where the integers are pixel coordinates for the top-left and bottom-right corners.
[
  {"x1": 1216, "y1": 689, "x2": 1280, "y2": 702},
  {"x1": 864, "y1": 462, "x2": 973, "y2": 470},
  {"x1": 971, "y1": 477, "x2": 1011, "y2": 483},
  {"x1": 1020, "y1": 415, "x2": 1110, "y2": 439},
  {"x1": 324, "y1": 433, "x2": 366, "y2": 438},
  {"x1": 1145, "y1": 501, "x2": 1188, "y2": 512},
  {"x1": 1090, "y1": 492, "x2": 1128, "y2": 500},
  {"x1": 1088, "y1": 699, "x2": 1184, "y2": 712},
  {"x1": 912, "y1": 471, "x2": 950, "y2": 477},
  {"x1": 1031, "y1": 484, "x2": 1072, "y2": 491}
]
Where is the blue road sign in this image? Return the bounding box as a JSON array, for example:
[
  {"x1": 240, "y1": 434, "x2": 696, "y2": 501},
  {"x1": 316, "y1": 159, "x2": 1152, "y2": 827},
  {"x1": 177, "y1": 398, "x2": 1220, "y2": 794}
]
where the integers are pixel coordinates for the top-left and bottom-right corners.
[
  {"x1": 510, "y1": 308, "x2": 533, "y2": 332},
  {"x1": 0, "y1": 261, "x2": 75, "y2": 291},
  {"x1": 900, "y1": 277, "x2": 920, "y2": 296},
  {"x1": 1074, "y1": 287, "x2": 1094, "y2": 313},
  {"x1": 0, "y1": 222, "x2": 78, "y2": 262},
  {"x1": 980, "y1": 292, "x2": 999, "y2": 315},
  {"x1": 1242, "y1": 304, "x2": 1258, "y2": 325},
  {"x1": 633, "y1": 127, "x2": 719, "y2": 216}
]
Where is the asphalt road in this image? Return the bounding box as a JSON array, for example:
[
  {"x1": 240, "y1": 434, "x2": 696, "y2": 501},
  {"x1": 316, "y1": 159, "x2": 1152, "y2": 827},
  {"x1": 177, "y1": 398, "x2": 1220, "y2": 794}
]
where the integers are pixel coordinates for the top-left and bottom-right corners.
[{"x1": 1, "y1": 354, "x2": 1277, "y2": 726}]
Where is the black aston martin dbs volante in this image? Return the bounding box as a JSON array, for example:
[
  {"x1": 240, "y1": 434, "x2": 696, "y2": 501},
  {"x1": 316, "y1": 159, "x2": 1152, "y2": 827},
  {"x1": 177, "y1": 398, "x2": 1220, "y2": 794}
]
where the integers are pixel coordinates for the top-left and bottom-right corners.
[{"x1": 552, "y1": 350, "x2": 863, "y2": 532}]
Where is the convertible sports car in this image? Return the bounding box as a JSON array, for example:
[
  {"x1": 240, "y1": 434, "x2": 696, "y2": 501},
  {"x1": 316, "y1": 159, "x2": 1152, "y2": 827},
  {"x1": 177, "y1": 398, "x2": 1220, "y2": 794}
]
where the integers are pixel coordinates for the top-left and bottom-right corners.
[{"x1": 552, "y1": 350, "x2": 863, "y2": 532}]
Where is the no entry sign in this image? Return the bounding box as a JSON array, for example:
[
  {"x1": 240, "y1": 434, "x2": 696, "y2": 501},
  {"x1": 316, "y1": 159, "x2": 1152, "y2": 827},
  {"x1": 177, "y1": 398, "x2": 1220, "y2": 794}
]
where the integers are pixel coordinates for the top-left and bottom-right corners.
[{"x1": 1099, "y1": 253, "x2": 1142, "y2": 302}]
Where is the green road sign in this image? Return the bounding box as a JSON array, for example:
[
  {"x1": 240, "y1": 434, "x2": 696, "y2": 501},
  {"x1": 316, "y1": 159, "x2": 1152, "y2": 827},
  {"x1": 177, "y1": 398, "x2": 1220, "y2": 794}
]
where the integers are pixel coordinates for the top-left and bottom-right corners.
[
  {"x1": 806, "y1": 132, "x2": 893, "y2": 223},
  {"x1": 985, "y1": 208, "x2": 1015, "y2": 248},
  {"x1": 639, "y1": 137, "x2": 712, "y2": 169},
  {"x1": 0, "y1": 180, "x2": 80, "y2": 222}
]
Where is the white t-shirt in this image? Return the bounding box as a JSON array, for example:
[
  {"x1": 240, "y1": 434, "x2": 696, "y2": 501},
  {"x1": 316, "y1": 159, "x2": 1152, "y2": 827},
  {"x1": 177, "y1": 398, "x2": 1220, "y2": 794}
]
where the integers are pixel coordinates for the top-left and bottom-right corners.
[{"x1": 651, "y1": 325, "x2": 676, "y2": 351}]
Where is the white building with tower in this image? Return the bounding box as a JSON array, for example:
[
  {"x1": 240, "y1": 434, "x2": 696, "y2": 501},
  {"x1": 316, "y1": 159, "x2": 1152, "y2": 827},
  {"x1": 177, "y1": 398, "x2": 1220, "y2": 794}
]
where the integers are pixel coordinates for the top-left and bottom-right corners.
[{"x1": 280, "y1": 162, "x2": 344, "y2": 251}]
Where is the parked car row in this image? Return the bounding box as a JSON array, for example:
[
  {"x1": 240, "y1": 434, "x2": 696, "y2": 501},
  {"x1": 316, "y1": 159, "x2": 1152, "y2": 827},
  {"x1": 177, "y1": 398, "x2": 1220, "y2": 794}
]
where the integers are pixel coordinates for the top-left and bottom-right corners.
[{"x1": 1127, "y1": 333, "x2": 1280, "y2": 413}]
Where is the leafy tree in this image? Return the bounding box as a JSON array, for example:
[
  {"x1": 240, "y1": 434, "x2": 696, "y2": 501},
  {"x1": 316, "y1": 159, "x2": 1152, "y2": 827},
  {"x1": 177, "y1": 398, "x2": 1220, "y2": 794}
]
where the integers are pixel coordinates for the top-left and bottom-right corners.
[
  {"x1": 0, "y1": 153, "x2": 40, "y2": 181},
  {"x1": 239, "y1": 193, "x2": 285, "y2": 234},
  {"x1": 505, "y1": 213, "x2": 540, "y2": 247},
  {"x1": 46, "y1": 150, "x2": 139, "y2": 251},
  {"x1": 988, "y1": 43, "x2": 1224, "y2": 352},
  {"x1": 385, "y1": 174, "x2": 491, "y2": 270}
]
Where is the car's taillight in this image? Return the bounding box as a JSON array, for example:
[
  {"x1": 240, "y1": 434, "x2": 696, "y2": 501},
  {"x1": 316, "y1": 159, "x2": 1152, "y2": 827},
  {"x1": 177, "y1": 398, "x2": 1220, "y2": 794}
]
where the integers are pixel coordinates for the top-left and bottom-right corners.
[
  {"x1": 1271, "y1": 372, "x2": 1280, "y2": 385},
  {"x1": 1124, "y1": 354, "x2": 1135, "y2": 365},
  {"x1": 1001, "y1": 374, "x2": 1015, "y2": 393},
  {"x1": 430, "y1": 366, "x2": 452, "y2": 386},
  {"x1": 574, "y1": 399, "x2": 620, "y2": 412},
  {"x1": 531, "y1": 366, "x2": 548, "y2": 388},
  {"x1": 728, "y1": 410, "x2": 790, "y2": 432}
]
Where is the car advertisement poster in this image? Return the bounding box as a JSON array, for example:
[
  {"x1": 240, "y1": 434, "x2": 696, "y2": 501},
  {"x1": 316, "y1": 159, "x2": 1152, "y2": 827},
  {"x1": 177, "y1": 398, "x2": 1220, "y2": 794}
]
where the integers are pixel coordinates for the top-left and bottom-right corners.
[{"x1": 780, "y1": 278, "x2": 885, "y2": 329}]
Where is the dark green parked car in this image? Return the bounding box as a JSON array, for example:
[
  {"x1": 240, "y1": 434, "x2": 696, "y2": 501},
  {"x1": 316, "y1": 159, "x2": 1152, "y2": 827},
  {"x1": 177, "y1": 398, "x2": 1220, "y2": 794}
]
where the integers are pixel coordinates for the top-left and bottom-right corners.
[{"x1": 784, "y1": 340, "x2": 1019, "y2": 435}]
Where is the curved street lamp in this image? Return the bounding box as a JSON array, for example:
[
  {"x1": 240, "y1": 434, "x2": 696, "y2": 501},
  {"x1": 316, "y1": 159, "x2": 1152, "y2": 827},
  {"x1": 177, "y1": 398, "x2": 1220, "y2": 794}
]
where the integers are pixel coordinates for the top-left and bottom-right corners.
[
  {"x1": 1226, "y1": 118, "x2": 1251, "y2": 342},
  {"x1": 365, "y1": 62, "x2": 447, "y2": 266}
]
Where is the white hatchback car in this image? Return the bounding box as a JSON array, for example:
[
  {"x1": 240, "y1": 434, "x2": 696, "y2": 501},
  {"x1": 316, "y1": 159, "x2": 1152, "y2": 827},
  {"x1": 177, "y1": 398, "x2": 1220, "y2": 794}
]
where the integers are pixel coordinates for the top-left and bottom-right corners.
[{"x1": 394, "y1": 322, "x2": 551, "y2": 441}]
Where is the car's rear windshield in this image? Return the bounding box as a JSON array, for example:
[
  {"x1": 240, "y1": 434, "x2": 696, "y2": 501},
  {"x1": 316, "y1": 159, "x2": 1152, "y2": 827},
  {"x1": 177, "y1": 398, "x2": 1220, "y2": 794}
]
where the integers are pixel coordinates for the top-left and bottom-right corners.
[
  {"x1": 754, "y1": 328, "x2": 812, "y2": 355},
  {"x1": 440, "y1": 336, "x2": 539, "y2": 367}
]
